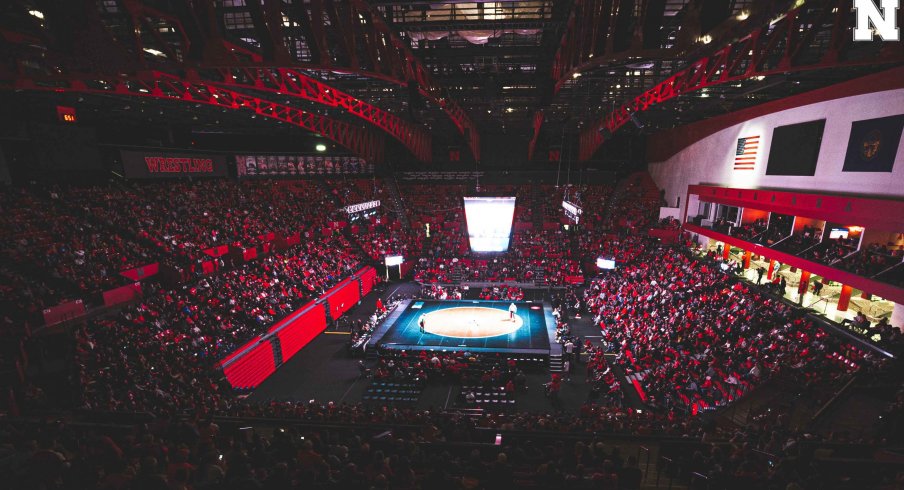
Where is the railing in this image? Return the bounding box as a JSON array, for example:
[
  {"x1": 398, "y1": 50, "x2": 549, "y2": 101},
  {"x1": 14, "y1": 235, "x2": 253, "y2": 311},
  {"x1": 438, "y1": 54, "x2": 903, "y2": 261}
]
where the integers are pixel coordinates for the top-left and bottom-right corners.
[
  {"x1": 656, "y1": 456, "x2": 677, "y2": 489},
  {"x1": 804, "y1": 291, "x2": 841, "y2": 316},
  {"x1": 809, "y1": 374, "x2": 860, "y2": 427},
  {"x1": 690, "y1": 471, "x2": 710, "y2": 490},
  {"x1": 638, "y1": 445, "x2": 652, "y2": 484}
]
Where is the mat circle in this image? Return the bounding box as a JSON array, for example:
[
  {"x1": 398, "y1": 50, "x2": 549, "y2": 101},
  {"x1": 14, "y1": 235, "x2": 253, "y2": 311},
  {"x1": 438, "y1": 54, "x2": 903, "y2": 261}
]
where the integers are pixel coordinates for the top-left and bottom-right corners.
[{"x1": 421, "y1": 307, "x2": 523, "y2": 338}]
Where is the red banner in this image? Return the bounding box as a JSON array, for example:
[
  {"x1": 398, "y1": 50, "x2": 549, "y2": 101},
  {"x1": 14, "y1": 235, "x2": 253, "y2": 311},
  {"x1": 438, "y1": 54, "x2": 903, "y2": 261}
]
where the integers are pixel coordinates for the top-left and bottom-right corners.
[
  {"x1": 222, "y1": 340, "x2": 276, "y2": 389},
  {"x1": 121, "y1": 150, "x2": 227, "y2": 178},
  {"x1": 359, "y1": 266, "x2": 377, "y2": 297},
  {"x1": 43, "y1": 300, "x2": 86, "y2": 326},
  {"x1": 324, "y1": 278, "x2": 360, "y2": 319},
  {"x1": 242, "y1": 248, "x2": 258, "y2": 261},
  {"x1": 273, "y1": 303, "x2": 328, "y2": 361},
  {"x1": 103, "y1": 283, "x2": 142, "y2": 307},
  {"x1": 120, "y1": 263, "x2": 159, "y2": 282}
]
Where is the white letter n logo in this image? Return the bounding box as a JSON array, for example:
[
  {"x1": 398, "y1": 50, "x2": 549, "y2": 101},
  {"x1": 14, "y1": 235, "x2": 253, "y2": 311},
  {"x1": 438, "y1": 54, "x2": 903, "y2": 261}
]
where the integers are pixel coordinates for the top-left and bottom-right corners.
[{"x1": 854, "y1": 0, "x2": 900, "y2": 41}]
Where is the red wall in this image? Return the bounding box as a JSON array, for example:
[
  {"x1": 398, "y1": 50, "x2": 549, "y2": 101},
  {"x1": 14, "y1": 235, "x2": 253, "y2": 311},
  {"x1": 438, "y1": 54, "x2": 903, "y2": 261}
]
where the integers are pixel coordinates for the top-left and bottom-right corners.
[
  {"x1": 219, "y1": 266, "x2": 376, "y2": 389},
  {"x1": 102, "y1": 283, "x2": 143, "y2": 307},
  {"x1": 274, "y1": 303, "x2": 328, "y2": 361},
  {"x1": 690, "y1": 185, "x2": 904, "y2": 233},
  {"x1": 741, "y1": 208, "x2": 769, "y2": 225},
  {"x1": 222, "y1": 341, "x2": 275, "y2": 390},
  {"x1": 325, "y1": 278, "x2": 361, "y2": 319},
  {"x1": 42, "y1": 300, "x2": 87, "y2": 326},
  {"x1": 360, "y1": 267, "x2": 378, "y2": 296}
]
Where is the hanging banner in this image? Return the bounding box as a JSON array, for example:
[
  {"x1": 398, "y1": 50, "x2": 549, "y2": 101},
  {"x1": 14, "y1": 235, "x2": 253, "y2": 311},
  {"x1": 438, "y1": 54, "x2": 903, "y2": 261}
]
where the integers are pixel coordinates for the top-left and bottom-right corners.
[
  {"x1": 121, "y1": 150, "x2": 227, "y2": 178},
  {"x1": 235, "y1": 154, "x2": 373, "y2": 177}
]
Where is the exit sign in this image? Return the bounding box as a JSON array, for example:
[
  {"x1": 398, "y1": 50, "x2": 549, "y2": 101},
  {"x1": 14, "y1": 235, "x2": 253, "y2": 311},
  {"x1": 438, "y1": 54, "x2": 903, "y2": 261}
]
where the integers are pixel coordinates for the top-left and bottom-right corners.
[{"x1": 57, "y1": 105, "x2": 77, "y2": 123}]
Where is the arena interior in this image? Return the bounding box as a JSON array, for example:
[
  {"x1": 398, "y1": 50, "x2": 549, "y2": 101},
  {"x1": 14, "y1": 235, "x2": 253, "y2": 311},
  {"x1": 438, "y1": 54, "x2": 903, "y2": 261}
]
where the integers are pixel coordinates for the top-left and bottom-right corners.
[{"x1": 1, "y1": 1, "x2": 904, "y2": 488}]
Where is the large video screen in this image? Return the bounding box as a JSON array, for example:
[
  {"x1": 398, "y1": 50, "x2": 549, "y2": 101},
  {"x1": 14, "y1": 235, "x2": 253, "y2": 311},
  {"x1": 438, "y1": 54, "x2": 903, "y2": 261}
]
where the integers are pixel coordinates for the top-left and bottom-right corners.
[{"x1": 463, "y1": 197, "x2": 516, "y2": 252}]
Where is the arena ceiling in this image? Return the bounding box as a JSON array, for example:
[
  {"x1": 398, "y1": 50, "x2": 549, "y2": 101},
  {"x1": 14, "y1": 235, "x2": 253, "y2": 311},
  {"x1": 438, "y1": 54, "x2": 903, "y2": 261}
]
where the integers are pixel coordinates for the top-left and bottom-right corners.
[{"x1": 0, "y1": 0, "x2": 901, "y2": 165}]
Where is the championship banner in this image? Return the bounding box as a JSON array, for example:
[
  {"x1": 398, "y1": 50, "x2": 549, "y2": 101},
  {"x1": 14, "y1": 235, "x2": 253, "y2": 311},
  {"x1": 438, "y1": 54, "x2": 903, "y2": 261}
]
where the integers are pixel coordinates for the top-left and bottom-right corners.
[
  {"x1": 121, "y1": 150, "x2": 227, "y2": 178},
  {"x1": 842, "y1": 115, "x2": 904, "y2": 172},
  {"x1": 235, "y1": 154, "x2": 373, "y2": 177}
]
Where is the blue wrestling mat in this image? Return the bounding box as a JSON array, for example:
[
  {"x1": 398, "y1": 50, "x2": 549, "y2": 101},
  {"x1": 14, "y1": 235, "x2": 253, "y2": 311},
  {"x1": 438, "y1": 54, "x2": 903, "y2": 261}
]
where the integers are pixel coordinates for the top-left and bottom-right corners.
[{"x1": 368, "y1": 299, "x2": 554, "y2": 354}]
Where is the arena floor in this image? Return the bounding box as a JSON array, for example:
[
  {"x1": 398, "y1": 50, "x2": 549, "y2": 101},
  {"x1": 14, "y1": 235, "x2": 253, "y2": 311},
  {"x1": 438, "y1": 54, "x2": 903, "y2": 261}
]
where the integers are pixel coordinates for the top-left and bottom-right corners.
[{"x1": 371, "y1": 299, "x2": 553, "y2": 353}]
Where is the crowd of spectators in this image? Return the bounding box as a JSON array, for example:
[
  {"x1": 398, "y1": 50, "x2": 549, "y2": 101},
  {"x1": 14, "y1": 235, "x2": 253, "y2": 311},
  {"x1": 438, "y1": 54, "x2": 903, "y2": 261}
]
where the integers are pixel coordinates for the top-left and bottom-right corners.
[
  {"x1": 0, "y1": 186, "x2": 158, "y2": 294},
  {"x1": 834, "y1": 242, "x2": 903, "y2": 278},
  {"x1": 354, "y1": 214, "x2": 417, "y2": 262},
  {"x1": 478, "y1": 285, "x2": 523, "y2": 301},
  {"x1": 771, "y1": 225, "x2": 822, "y2": 254},
  {"x1": 59, "y1": 180, "x2": 338, "y2": 267},
  {"x1": 371, "y1": 349, "x2": 528, "y2": 395},
  {"x1": 754, "y1": 214, "x2": 793, "y2": 246},
  {"x1": 654, "y1": 217, "x2": 682, "y2": 230},
  {"x1": 74, "y1": 240, "x2": 361, "y2": 412},
  {"x1": 584, "y1": 242, "x2": 884, "y2": 414},
  {"x1": 6, "y1": 174, "x2": 904, "y2": 487},
  {"x1": 803, "y1": 234, "x2": 860, "y2": 265},
  {"x1": 725, "y1": 218, "x2": 767, "y2": 241},
  {"x1": 420, "y1": 285, "x2": 462, "y2": 300},
  {"x1": 9, "y1": 396, "x2": 904, "y2": 490},
  {"x1": 398, "y1": 183, "x2": 469, "y2": 260}
]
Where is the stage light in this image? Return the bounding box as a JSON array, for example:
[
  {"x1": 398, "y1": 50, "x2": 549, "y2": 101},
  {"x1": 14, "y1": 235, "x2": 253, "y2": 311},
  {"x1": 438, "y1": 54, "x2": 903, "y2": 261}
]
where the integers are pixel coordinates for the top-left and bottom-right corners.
[
  {"x1": 28, "y1": 10, "x2": 44, "y2": 19},
  {"x1": 315, "y1": 143, "x2": 327, "y2": 152}
]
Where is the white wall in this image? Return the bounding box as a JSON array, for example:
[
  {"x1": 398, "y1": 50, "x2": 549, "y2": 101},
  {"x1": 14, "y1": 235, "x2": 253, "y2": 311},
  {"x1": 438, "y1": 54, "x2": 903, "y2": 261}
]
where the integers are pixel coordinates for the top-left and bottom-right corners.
[{"x1": 649, "y1": 89, "x2": 904, "y2": 219}]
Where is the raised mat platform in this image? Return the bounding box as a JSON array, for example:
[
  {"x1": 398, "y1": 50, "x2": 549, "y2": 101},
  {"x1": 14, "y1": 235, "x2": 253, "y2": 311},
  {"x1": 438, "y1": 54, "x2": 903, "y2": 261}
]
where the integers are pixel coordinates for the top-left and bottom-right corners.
[{"x1": 367, "y1": 299, "x2": 560, "y2": 357}]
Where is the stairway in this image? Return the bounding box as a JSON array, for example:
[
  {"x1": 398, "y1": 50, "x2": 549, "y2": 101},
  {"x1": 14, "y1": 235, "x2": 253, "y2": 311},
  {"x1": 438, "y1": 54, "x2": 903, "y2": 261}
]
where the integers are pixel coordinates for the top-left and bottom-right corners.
[
  {"x1": 531, "y1": 185, "x2": 546, "y2": 231},
  {"x1": 532, "y1": 264, "x2": 546, "y2": 286},
  {"x1": 548, "y1": 353, "x2": 564, "y2": 372},
  {"x1": 384, "y1": 177, "x2": 411, "y2": 229},
  {"x1": 449, "y1": 263, "x2": 464, "y2": 283},
  {"x1": 365, "y1": 347, "x2": 379, "y2": 362}
]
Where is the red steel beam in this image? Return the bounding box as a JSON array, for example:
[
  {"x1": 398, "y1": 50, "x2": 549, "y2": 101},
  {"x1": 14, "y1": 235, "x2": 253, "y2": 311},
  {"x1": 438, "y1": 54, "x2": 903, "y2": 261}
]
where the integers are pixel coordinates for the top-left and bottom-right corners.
[
  {"x1": 208, "y1": 65, "x2": 431, "y2": 162},
  {"x1": 222, "y1": 0, "x2": 480, "y2": 161},
  {"x1": 347, "y1": 0, "x2": 480, "y2": 161},
  {"x1": 578, "y1": 0, "x2": 904, "y2": 161},
  {"x1": 7, "y1": 72, "x2": 384, "y2": 163}
]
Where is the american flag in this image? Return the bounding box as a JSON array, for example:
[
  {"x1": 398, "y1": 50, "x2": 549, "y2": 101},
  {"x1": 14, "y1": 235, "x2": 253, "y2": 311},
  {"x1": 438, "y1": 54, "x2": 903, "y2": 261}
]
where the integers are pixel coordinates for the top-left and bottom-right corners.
[{"x1": 734, "y1": 136, "x2": 759, "y2": 170}]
